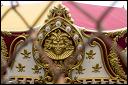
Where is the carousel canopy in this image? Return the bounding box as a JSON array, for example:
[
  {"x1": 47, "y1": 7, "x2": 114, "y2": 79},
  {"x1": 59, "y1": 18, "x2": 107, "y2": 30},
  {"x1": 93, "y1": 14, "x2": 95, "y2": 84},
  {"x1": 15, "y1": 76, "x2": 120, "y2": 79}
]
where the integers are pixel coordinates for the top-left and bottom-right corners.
[
  {"x1": 1, "y1": 1, "x2": 127, "y2": 31},
  {"x1": 62, "y1": 1, "x2": 127, "y2": 30}
]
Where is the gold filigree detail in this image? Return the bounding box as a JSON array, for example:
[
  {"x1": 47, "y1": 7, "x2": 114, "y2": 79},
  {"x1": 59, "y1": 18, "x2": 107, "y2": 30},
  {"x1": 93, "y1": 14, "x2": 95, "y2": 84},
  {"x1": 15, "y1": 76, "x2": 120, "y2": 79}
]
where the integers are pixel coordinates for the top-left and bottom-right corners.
[
  {"x1": 8, "y1": 76, "x2": 127, "y2": 84},
  {"x1": 16, "y1": 63, "x2": 25, "y2": 72},
  {"x1": 108, "y1": 38, "x2": 127, "y2": 80},
  {"x1": 43, "y1": 29, "x2": 74, "y2": 60},
  {"x1": 75, "y1": 65, "x2": 85, "y2": 74},
  {"x1": 38, "y1": 76, "x2": 46, "y2": 84},
  {"x1": 21, "y1": 33, "x2": 30, "y2": 38},
  {"x1": 9, "y1": 36, "x2": 27, "y2": 69},
  {"x1": 45, "y1": 4, "x2": 73, "y2": 23},
  {"x1": 81, "y1": 29, "x2": 92, "y2": 38},
  {"x1": 105, "y1": 29, "x2": 127, "y2": 38},
  {"x1": 32, "y1": 65, "x2": 42, "y2": 74},
  {"x1": 1, "y1": 37, "x2": 8, "y2": 69},
  {"x1": 104, "y1": 29, "x2": 127, "y2": 41},
  {"x1": 92, "y1": 64, "x2": 102, "y2": 73},
  {"x1": 83, "y1": 28, "x2": 127, "y2": 79},
  {"x1": 1, "y1": 36, "x2": 8, "y2": 60},
  {"x1": 32, "y1": 4, "x2": 85, "y2": 83},
  {"x1": 21, "y1": 49, "x2": 31, "y2": 59},
  {"x1": 1, "y1": 31, "x2": 12, "y2": 36},
  {"x1": 72, "y1": 76, "x2": 82, "y2": 84},
  {"x1": 86, "y1": 50, "x2": 96, "y2": 59}
]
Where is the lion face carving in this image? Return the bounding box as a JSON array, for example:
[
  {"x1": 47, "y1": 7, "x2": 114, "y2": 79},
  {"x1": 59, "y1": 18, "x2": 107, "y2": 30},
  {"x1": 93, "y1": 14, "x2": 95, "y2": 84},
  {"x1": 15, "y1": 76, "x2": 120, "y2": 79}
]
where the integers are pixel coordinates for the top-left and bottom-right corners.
[{"x1": 43, "y1": 29, "x2": 75, "y2": 60}]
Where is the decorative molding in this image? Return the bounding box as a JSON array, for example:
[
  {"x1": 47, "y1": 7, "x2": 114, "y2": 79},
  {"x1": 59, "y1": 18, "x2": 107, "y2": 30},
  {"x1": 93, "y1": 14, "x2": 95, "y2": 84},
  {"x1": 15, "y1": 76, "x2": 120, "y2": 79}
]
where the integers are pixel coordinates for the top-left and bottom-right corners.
[
  {"x1": 1, "y1": 36, "x2": 8, "y2": 61},
  {"x1": 6, "y1": 76, "x2": 127, "y2": 84},
  {"x1": 104, "y1": 29, "x2": 127, "y2": 39},
  {"x1": 45, "y1": 4, "x2": 73, "y2": 23},
  {"x1": 2, "y1": 3, "x2": 127, "y2": 84},
  {"x1": 9, "y1": 35, "x2": 26, "y2": 59},
  {"x1": 1, "y1": 31, "x2": 12, "y2": 36},
  {"x1": 9, "y1": 35, "x2": 29, "y2": 69},
  {"x1": 87, "y1": 30, "x2": 127, "y2": 80},
  {"x1": 80, "y1": 29, "x2": 92, "y2": 39},
  {"x1": 1, "y1": 31, "x2": 30, "y2": 37},
  {"x1": 81, "y1": 27, "x2": 127, "y2": 40},
  {"x1": 32, "y1": 4, "x2": 85, "y2": 83}
]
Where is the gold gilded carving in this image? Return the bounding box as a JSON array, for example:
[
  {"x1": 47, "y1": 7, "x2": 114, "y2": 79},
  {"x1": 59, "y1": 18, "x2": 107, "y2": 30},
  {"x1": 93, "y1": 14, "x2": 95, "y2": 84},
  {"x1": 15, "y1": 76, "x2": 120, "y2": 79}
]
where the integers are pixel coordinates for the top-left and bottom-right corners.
[
  {"x1": 2, "y1": 31, "x2": 12, "y2": 36},
  {"x1": 43, "y1": 29, "x2": 74, "y2": 60},
  {"x1": 104, "y1": 29, "x2": 127, "y2": 41},
  {"x1": 9, "y1": 35, "x2": 27, "y2": 69},
  {"x1": 1, "y1": 31, "x2": 30, "y2": 37},
  {"x1": 21, "y1": 49, "x2": 31, "y2": 59},
  {"x1": 1, "y1": 36, "x2": 8, "y2": 69},
  {"x1": 38, "y1": 76, "x2": 46, "y2": 84},
  {"x1": 104, "y1": 29, "x2": 127, "y2": 80},
  {"x1": 45, "y1": 4, "x2": 73, "y2": 23},
  {"x1": 104, "y1": 29, "x2": 127, "y2": 38},
  {"x1": 72, "y1": 76, "x2": 82, "y2": 84},
  {"x1": 108, "y1": 38, "x2": 127, "y2": 80},
  {"x1": 92, "y1": 64, "x2": 102, "y2": 73},
  {"x1": 16, "y1": 63, "x2": 25, "y2": 72},
  {"x1": 7, "y1": 76, "x2": 127, "y2": 84},
  {"x1": 86, "y1": 28, "x2": 127, "y2": 80},
  {"x1": 32, "y1": 4, "x2": 85, "y2": 83},
  {"x1": 86, "y1": 50, "x2": 96, "y2": 59},
  {"x1": 1, "y1": 36, "x2": 8, "y2": 60},
  {"x1": 81, "y1": 29, "x2": 92, "y2": 38},
  {"x1": 89, "y1": 37, "x2": 116, "y2": 78},
  {"x1": 64, "y1": 77, "x2": 72, "y2": 83},
  {"x1": 32, "y1": 65, "x2": 42, "y2": 74}
]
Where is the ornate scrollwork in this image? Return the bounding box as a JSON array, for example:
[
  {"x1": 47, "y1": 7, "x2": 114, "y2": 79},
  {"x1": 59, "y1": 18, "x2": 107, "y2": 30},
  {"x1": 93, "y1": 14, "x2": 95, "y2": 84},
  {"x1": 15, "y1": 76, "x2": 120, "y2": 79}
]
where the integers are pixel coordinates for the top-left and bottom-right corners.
[
  {"x1": 89, "y1": 37, "x2": 115, "y2": 78},
  {"x1": 1, "y1": 36, "x2": 8, "y2": 60},
  {"x1": 32, "y1": 4, "x2": 85, "y2": 83},
  {"x1": 81, "y1": 29, "x2": 92, "y2": 38},
  {"x1": 104, "y1": 29, "x2": 127, "y2": 41},
  {"x1": 1, "y1": 36, "x2": 8, "y2": 71},
  {"x1": 45, "y1": 4, "x2": 73, "y2": 23},
  {"x1": 7, "y1": 76, "x2": 127, "y2": 84},
  {"x1": 82, "y1": 28, "x2": 127, "y2": 80},
  {"x1": 1, "y1": 31, "x2": 12, "y2": 36},
  {"x1": 107, "y1": 38, "x2": 127, "y2": 80}
]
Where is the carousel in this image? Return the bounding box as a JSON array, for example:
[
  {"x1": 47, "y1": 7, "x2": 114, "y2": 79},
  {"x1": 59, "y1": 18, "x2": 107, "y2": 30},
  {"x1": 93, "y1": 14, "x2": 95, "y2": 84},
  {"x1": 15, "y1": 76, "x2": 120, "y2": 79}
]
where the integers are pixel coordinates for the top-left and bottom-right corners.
[{"x1": 1, "y1": 1, "x2": 127, "y2": 84}]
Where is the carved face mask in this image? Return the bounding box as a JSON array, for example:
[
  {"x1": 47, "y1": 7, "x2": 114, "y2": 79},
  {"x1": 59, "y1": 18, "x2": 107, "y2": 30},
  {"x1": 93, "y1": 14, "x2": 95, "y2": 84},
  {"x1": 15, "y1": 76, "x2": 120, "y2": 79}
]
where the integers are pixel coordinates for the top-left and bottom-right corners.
[{"x1": 45, "y1": 29, "x2": 73, "y2": 55}]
